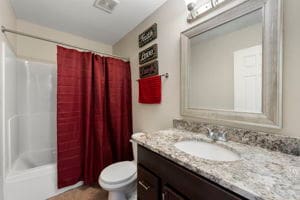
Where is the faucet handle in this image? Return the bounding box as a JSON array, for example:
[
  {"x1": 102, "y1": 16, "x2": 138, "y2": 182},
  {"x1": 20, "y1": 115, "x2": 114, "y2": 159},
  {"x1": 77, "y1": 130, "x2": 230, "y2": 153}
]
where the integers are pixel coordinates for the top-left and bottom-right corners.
[
  {"x1": 204, "y1": 127, "x2": 218, "y2": 141},
  {"x1": 204, "y1": 127, "x2": 213, "y2": 136},
  {"x1": 204, "y1": 127, "x2": 211, "y2": 132},
  {"x1": 217, "y1": 132, "x2": 227, "y2": 142}
]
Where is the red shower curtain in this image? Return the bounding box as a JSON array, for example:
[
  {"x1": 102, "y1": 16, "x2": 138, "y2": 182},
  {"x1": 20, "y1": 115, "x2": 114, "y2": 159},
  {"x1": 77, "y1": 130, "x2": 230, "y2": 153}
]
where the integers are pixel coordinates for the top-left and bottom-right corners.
[{"x1": 57, "y1": 46, "x2": 133, "y2": 188}]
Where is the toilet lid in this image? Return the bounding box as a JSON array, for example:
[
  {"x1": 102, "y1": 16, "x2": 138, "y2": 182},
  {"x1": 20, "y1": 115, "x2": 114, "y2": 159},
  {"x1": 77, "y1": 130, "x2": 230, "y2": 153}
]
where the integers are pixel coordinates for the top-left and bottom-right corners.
[{"x1": 100, "y1": 161, "x2": 137, "y2": 184}]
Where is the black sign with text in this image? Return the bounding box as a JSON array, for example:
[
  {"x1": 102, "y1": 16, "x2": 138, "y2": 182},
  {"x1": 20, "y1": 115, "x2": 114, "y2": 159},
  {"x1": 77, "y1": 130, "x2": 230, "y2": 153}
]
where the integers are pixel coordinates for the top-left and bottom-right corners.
[
  {"x1": 139, "y1": 44, "x2": 158, "y2": 65},
  {"x1": 139, "y1": 23, "x2": 157, "y2": 48},
  {"x1": 139, "y1": 61, "x2": 159, "y2": 78}
]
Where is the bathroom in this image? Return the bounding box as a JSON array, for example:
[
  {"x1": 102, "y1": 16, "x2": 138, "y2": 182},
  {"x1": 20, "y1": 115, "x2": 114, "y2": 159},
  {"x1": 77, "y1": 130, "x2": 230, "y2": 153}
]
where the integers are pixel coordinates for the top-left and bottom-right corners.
[{"x1": 0, "y1": 0, "x2": 299, "y2": 199}]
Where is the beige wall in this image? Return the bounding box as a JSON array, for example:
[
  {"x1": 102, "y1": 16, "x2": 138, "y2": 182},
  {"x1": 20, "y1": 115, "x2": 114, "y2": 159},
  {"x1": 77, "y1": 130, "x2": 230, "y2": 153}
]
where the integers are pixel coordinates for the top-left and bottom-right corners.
[
  {"x1": 190, "y1": 23, "x2": 261, "y2": 110},
  {"x1": 113, "y1": 0, "x2": 300, "y2": 137},
  {"x1": 16, "y1": 20, "x2": 112, "y2": 63},
  {"x1": 113, "y1": 0, "x2": 186, "y2": 133},
  {"x1": 281, "y1": 0, "x2": 300, "y2": 137},
  {"x1": 0, "y1": 0, "x2": 16, "y2": 50}
]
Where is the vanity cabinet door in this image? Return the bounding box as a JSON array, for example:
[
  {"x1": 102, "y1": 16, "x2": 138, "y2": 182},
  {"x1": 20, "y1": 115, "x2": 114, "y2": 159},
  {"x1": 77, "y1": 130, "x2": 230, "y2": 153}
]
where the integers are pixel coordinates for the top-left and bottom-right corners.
[
  {"x1": 162, "y1": 186, "x2": 186, "y2": 200},
  {"x1": 138, "y1": 145, "x2": 247, "y2": 200},
  {"x1": 137, "y1": 165, "x2": 160, "y2": 200}
]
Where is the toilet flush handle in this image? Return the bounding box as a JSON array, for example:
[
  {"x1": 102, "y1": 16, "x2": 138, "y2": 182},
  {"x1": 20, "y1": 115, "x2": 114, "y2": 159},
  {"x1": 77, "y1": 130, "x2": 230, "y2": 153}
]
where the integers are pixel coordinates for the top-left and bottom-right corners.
[{"x1": 138, "y1": 180, "x2": 151, "y2": 191}]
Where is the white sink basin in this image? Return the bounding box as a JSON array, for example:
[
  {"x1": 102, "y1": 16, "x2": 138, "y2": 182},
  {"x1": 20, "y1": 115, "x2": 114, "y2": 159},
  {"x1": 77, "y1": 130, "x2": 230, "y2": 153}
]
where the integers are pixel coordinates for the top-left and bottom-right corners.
[{"x1": 174, "y1": 140, "x2": 240, "y2": 162}]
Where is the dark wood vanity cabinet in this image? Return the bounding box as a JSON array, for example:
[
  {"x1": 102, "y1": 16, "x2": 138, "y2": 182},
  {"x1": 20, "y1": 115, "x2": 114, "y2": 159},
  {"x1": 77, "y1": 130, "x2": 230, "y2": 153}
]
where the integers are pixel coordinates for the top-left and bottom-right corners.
[
  {"x1": 137, "y1": 165, "x2": 160, "y2": 200},
  {"x1": 137, "y1": 145, "x2": 247, "y2": 200},
  {"x1": 162, "y1": 186, "x2": 186, "y2": 200}
]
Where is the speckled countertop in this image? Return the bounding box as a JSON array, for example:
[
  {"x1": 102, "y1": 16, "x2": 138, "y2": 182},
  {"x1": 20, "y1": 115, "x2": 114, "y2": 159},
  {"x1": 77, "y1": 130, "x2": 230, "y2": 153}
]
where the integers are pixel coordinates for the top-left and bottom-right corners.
[{"x1": 132, "y1": 129, "x2": 300, "y2": 200}]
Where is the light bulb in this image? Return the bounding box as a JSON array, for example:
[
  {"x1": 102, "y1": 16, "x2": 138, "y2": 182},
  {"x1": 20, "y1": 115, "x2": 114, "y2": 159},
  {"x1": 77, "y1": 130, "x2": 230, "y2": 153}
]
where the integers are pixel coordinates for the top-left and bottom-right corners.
[
  {"x1": 184, "y1": 0, "x2": 197, "y2": 11},
  {"x1": 184, "y1": 0, "x2": 197, "y2": 5}
]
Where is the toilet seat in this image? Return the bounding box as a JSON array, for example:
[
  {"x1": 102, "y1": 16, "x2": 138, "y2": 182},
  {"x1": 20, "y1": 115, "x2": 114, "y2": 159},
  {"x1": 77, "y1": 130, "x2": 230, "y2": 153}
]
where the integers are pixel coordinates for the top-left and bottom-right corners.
[
  {"x1": 99, "y1": 141, "x2": 138, "y2": 200},
  {"x1": 100, "y1": 161, "x2": 137, "y2": 187}
]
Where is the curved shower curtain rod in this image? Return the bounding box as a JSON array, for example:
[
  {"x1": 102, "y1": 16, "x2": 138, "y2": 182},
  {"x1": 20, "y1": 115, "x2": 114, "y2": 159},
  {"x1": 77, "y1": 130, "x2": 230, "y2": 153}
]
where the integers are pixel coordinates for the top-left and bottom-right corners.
[{"x1": 1, "y1": 25, "x2": 129, "y2": 62}]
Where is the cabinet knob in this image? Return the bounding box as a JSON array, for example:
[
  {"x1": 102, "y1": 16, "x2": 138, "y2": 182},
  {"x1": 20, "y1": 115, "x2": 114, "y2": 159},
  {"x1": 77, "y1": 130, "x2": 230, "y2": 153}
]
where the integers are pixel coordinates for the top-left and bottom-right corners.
[{"x1": 138, "y1": 180, "x2": 151, "y2": 191}]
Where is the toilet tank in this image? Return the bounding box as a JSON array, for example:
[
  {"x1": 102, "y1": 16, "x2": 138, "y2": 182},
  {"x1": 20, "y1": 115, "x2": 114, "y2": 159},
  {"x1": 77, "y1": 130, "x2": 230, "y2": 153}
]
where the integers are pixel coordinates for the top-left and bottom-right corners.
[
  {"x1": 131, "y1": 133, "x2": 145, "y2": 163},
  {"x1": 130, "y1": 139, "x2": 138, "y2": 164}
]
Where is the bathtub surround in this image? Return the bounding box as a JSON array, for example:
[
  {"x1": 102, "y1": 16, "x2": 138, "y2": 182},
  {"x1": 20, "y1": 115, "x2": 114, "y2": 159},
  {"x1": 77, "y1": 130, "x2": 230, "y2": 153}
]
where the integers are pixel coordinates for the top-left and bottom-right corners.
[
  {"x1": 0, "y1": 0, "x2": 16, "y2": 198},
  {"x1": 2, "y1": 45, "x2": 72, "y2": 200},
  {"x1": 113, "y1": 0, "x2": 300, "y2": 138},
  {"x1": 132, "y1": 130, "x2": 300, "y2": 200},
  {"x1": 57, "y1": 46, "x2": 133, "y2": 188},
  {"x1": 0, "y1": 42, "x2": 16, "y2": 200},
  {"x1": 11, "y1": 59, "x2": 56, "y2": 169},
  {"x1": 173, "y1": 119, "x2": 300, "y2": 156}
]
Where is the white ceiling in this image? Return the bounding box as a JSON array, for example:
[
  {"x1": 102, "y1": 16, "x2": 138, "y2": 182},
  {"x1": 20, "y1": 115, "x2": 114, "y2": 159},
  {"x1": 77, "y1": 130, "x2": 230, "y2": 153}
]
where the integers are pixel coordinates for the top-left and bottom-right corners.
[{"x1": 10, "y1": 0, "x2": 168, "y2": 45}]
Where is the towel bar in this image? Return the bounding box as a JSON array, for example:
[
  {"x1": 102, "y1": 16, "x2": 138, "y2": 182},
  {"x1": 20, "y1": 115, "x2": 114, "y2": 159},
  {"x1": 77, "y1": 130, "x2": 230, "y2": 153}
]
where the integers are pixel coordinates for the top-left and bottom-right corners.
[{"x1": 136, "y1": 73, "x2": 169, "y2": 81}]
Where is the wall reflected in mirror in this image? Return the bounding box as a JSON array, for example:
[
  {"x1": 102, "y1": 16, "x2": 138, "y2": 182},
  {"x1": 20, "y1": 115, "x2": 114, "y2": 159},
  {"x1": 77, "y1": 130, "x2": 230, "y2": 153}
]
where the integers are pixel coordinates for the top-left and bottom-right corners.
[{"x1": 188, "y1": 9, "x2": 263, "y2": 113}]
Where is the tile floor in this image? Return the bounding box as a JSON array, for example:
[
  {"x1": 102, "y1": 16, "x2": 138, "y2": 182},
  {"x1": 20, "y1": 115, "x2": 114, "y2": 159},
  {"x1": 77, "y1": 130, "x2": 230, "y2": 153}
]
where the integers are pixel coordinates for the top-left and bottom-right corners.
[
  {"x1": 49, "y1": 185, "x2": 137, "y2": 200},
  {"x1": 49, "y1": 185, "x2": 108, "y2": 200}
]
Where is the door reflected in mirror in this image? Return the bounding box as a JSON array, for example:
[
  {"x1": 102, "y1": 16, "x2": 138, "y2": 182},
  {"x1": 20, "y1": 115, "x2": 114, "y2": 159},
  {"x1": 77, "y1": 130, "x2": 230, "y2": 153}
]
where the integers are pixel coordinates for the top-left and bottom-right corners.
[{"x1": 188, "y1": 9, "x2": 262, "y2": 113}]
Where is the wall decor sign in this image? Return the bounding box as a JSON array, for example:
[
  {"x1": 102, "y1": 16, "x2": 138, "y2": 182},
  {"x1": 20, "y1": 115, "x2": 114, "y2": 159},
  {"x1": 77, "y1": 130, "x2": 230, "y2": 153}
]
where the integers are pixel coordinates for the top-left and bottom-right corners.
[
  {"x1": 139, "y1": 23, "x2": 157, "y2": 48},
  {"x1": 139, "y1": 61, "x2": 159, "y2": 78},
  {"x1": 139, "y1": 44, "x2": 158, "y2": 65}
]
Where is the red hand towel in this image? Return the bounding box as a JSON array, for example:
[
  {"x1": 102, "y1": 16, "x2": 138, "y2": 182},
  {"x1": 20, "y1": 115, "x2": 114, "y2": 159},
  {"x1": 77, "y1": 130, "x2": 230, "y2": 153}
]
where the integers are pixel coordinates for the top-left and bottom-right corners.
[{"x1": 138, "y1": 75, "x2": 161, "y2": 104}]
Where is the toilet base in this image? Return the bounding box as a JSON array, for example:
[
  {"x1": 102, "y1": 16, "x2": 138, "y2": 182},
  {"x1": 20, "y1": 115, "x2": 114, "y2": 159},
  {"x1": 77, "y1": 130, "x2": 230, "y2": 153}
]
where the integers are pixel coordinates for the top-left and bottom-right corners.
[{"x1": 108, "y1": 191, "x2": 126, "y2": 200}]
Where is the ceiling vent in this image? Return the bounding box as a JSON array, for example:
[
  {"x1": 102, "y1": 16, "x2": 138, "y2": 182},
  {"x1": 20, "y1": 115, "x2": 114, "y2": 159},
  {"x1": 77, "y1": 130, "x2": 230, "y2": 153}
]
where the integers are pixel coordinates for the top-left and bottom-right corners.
[{"x1": 93, "y1": 0, "x2": 120, "y2": 14}]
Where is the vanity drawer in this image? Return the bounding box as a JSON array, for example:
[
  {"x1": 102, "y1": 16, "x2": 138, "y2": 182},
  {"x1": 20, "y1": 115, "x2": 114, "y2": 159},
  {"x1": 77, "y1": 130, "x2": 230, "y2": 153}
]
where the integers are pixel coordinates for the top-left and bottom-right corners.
[
  {"x1": 138, "y1": 145, "x2": 247, "y2": 200},
  {"x1": 137, "y1": 164, "x2": 160, "y2": 200}
]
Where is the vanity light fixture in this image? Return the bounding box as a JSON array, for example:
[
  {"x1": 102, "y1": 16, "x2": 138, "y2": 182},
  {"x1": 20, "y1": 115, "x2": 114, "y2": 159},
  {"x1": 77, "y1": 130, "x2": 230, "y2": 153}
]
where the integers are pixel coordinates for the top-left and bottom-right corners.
[
  {"x1": 184, "y1": 0, "x2": 198, "y2": 11},
  {"x1": 184, "y1": 0, "x2": 228, "y2": 22},
  {"x1": 93, "y1": 0, "x2": 120, "y2": 14}
]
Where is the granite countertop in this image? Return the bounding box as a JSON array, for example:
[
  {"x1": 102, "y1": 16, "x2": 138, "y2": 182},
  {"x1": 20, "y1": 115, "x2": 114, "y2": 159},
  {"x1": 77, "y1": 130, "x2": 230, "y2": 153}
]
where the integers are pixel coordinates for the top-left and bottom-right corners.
[{"x1": 132, "y1": 129, "x2": 300, "y2": 200}]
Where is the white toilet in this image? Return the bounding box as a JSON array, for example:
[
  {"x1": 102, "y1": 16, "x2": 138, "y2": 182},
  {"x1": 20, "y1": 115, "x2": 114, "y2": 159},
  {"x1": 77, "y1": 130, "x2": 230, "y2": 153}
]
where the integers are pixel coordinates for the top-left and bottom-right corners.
[{"x1": 99, "y1": 140, "x2": 137, "y2": 200}]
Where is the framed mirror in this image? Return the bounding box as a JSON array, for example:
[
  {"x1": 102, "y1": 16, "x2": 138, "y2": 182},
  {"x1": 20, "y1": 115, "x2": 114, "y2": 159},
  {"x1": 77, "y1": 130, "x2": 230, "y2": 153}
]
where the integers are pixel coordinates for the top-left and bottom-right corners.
[{"x1": 181, "y1": 0, "x2": 282, "y2": 129}]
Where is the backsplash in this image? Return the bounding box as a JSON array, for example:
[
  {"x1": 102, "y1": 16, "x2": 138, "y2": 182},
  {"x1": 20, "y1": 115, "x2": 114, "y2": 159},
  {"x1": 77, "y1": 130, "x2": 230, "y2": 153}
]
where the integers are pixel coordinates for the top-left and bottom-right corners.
[{"x1": 173, "y1": 119, "x2": 300, "y2": 156}]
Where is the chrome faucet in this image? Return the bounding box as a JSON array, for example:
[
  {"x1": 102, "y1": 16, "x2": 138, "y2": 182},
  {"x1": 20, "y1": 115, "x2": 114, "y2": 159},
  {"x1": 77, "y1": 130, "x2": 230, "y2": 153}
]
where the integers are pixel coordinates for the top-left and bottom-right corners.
[{"x1": 205, "y1": 127, "x2": 227, "y2": 142}]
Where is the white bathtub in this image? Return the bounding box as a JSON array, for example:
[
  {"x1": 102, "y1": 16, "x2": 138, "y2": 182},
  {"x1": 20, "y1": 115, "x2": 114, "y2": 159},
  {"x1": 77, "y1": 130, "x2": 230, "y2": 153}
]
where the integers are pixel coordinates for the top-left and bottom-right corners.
[
  {"x1": 4, "y1": 115, "x2": 82, "y2": 200},
  {"x1": 11, "y1": 149, "x2": 56, "y2": 171},
  {"x1": 5, "y1": 162, "x2": 82, "y2": 200},
  {"x1": 5, "y1": 119, "x2": 81, "y2": 200}
]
